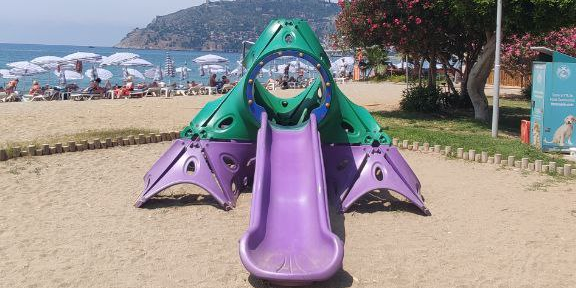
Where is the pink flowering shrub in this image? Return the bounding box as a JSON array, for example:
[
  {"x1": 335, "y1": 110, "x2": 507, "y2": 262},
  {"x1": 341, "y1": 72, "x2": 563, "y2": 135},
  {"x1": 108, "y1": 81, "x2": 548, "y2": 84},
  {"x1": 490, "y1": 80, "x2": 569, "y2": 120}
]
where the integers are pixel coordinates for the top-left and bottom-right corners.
[{"x1": 502, "y1": 27, "x2": 576, "y2": 78}]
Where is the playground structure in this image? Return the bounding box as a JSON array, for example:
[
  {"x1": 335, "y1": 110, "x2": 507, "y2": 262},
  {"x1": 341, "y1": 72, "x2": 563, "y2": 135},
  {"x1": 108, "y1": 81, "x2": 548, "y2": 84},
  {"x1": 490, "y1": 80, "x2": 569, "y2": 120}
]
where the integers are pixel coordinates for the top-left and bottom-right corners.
[{"x1": 135, "y1": 19, "x2": 430, "y2": 286}]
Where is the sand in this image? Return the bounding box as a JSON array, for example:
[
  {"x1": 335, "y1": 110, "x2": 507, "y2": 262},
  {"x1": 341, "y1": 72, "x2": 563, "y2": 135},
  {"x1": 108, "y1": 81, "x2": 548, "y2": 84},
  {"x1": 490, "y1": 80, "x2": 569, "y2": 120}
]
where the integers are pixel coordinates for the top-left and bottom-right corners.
[
  {"x1": 0, "y1": 82, "x2": 403, "y2": 144},
  {"x1": 1, "y1": 82, "x2": 575, "y2": 288},
  {"x1": 0, "y1": 144, "x2": 574, "y2": 288}
]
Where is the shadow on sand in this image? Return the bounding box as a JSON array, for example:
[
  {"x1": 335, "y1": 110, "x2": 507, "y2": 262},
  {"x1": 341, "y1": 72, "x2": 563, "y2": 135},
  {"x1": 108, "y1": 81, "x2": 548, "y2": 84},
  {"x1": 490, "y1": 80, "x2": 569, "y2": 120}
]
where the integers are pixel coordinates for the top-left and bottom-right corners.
[
  {"x1": 141, "y1": 193, "x2": 221, "y2": 209},
  {"x1": 248, "y1": 269, "x2": 354, "y2": 288},
  {"x1": 346, "y1": 189, "x2": 427, "y2": 216}
]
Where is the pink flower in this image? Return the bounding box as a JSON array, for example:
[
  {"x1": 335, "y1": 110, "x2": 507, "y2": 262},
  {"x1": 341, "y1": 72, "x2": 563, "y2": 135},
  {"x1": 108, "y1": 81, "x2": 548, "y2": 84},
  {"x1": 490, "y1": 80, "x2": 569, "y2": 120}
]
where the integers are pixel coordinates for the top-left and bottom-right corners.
[{"x1": 415, "y1": 17, "x2": 422, "y2": 24}]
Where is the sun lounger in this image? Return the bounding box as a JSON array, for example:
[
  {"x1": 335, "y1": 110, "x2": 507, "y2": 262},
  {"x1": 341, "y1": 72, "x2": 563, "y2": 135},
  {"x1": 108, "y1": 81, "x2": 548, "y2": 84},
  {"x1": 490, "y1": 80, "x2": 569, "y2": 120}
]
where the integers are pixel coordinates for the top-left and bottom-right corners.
[
  {"x1": 186, "y1": 85, "x2": 202, "y2": 95},
  {"x1": 129, "y1": 89, "x2": 147, "y2": 98},
  {"x1": 220, "y1": 84, "x2": 235, "y2": 94}
]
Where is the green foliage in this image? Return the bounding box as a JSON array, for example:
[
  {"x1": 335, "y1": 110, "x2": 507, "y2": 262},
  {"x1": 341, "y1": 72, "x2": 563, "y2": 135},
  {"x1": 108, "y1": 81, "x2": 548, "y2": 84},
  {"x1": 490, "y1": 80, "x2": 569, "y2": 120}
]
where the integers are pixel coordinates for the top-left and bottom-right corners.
[
  {"x1": 363, "y1": 46, "x2": 389, "y2": 76},
  {"x1": 521, "y1": 84, "x2": 532, "y2": 100}
]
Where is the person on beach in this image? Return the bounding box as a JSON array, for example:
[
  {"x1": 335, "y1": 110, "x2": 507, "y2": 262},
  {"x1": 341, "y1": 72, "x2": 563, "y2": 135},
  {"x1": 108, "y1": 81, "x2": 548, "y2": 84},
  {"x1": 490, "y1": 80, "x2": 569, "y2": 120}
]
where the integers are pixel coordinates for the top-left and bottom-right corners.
[
  {"x1": 6, "y1": 79, "x2": 19, "y2": 95},
  {"x1": 209, "y1": 74, "x2": 218, "y2": 87},
  {"x1": 114, "y1": 76, "x2": 134, "y2": 98},
  {"x1": 86, "y1": 78, "x2": 104, "y2": 94},
  {"x1": 29, "y1": 80, "x2": 42, "y2": 95}
]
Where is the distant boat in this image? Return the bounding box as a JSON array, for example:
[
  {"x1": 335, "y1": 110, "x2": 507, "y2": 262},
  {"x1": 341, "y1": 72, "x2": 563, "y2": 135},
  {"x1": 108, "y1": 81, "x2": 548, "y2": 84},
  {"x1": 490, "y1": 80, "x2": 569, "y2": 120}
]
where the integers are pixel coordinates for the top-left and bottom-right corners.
[{"x1": 88, "y1": 46, "x2": 95, "y2": 48}]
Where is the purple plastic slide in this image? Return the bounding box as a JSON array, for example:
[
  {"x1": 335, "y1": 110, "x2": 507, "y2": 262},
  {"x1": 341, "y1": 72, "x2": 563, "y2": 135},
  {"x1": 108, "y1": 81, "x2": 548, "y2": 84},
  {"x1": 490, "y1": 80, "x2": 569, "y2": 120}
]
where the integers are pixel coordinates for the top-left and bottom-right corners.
[{"x1": 239, "y1": 113, "x2": 344, "y2": 286}]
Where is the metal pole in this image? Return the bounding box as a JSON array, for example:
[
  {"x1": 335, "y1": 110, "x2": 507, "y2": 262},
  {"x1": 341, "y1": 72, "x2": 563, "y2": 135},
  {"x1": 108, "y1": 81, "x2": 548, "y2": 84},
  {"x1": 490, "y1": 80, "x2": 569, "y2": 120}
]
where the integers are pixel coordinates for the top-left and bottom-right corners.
[
  {"x1": 491, "y1": 0, "x2": 502, "y2": 138},
  {"x1": 405, "y1": 55, "x2": 409, "y2": 90}
]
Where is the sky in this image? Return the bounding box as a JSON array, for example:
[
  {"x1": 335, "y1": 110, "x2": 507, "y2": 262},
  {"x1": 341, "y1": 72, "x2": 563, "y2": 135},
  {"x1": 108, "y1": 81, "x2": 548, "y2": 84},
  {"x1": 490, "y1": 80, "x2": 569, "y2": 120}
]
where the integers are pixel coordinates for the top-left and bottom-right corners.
[{"x1": 1, "y1": 0, "x2": 207, "y2": 47}]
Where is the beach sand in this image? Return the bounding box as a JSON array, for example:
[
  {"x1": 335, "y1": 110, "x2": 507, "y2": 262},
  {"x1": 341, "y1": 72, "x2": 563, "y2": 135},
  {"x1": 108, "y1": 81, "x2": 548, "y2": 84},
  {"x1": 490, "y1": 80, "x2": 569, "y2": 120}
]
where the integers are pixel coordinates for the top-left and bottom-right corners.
[
  {"x1": 1, "y1": 143, "x2": 575, "y2": 288},
  {"x1": 0, "y1": 82, "x2": 404, "y2": 144},
  {"x1": 1, "y1": 81, "x2": 574, "y2": 288}
]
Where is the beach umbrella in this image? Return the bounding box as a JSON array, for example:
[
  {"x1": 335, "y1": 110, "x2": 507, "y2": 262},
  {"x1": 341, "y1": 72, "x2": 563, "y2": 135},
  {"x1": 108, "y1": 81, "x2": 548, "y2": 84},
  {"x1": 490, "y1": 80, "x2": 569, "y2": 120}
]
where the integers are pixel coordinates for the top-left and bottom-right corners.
[
  {"x1": 54, "y1": 70, "x2": 83, "y2": 80},
  {"x1": 100, "y1": 52, "x2": 139, "y2": 66},
  {"x1": 0, "y1": 69, "x2": 20, "y2": 79},
  {"x1": 85, "y1": 68, "x2": 113, "y2": 81},
  {"x1": 30, "y1": 56, "x2": 63, "y2": 69},
  {"x1": 165, "y1": 53, "x2": 175, "y2": 79},
  {"x1": 58, "y1": 70, "x2": 67, "y2": 86},
  {"x1": 176, "y1": 66, "x2": 190, "y2": 80},
  {"x1": 7, "y1": 61, "x2": 46, "y2": 73},
  {"x1": 120, "y1": 58, "x2": 153, "y2": 67},
  {"x1": 192, "y1": 54, "x2": 228, "y2": 64},
  {"x1": 124, "y1": 68, "x2": 145, "y2": 80},
  {"x1": 61, "y1": 52, "x2": 102, "y2": 63}
]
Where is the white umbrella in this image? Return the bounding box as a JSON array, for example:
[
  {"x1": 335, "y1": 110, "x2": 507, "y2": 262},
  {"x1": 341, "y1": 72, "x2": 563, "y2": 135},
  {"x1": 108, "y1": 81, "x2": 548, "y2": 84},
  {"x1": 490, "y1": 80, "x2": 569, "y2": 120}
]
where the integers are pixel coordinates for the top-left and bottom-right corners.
[
  {"x1": 54, "y1": 70, "x2": 83, "y2": 80},
  {"x1": 85, "y1": 68, "x2": 113, "y2": 81},
  {"x1": 31, "y1": 56, "x2": 63, "y2": 69},
  {"x1": 0, "y1": 69, "x2": 20, "y2": 79},
  {"x1": 125, "y1": 68, "x2": 145, "y2": 80},
  {"x1": 120, "y1": 58, "x2": 153, "y2": 67},
  {"x1": 100, "y1": 52, "x2": 139, "y2": 66},
  {"x1": 7, "y1": 61, "x2": 46, "y2": 73},
  {"x1": 192, "y1": 54, "x2": 228, "y2": 64},
  {"x1": 61, "y1": 52, "x2": 102, "y2": 63},
  {"x1": 276, "y1": 64, "x2": 298, "y2": 74}
]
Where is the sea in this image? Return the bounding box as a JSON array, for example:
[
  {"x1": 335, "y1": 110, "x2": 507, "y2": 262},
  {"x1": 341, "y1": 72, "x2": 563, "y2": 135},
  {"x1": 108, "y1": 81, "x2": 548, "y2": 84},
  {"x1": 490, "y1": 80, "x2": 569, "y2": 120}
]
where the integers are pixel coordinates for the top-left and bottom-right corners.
[{"x1": 0, "y1": 43, "x2": 243, "y2": 89}]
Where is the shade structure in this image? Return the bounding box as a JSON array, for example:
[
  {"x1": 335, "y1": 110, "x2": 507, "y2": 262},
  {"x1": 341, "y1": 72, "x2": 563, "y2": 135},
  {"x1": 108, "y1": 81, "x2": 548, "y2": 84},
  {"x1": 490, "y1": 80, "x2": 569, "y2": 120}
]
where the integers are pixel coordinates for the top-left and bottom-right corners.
[
  {"x1": 85, "y1": 68, "x2": 113, "y2": 81},
  {"x1": 192, "y1": 54, "x2": 228, "y2": 64},
  {"x1": 164, "y1": 53, "x2": 175, "y2": 78},
  {"x1": 61, "y1": 52, "x2": 102, "y2": 63},
  {"x1": 31, "y1": 56, "x2": 63, "y2": 69},
  {"x1": 0, "y1": 69, "x2": 20, "y2": 79},
  {"x1": 7, "y1": 61, "x2": 46, "y2": 73},
  {"x1": 199, "y1": 64, "x2": 226, "y2": 74},
  {"x1": 120, "y1": 58, "x2": 153, "y2": 67},
  {"x1": 54, "y1": 70, "x2": 83, "y2": 80},
  {"x1": 124, "y1": 68, "x2": 145, "y2": 80},
  {"x1": 100, "y1": 52, "x2": 139, "y2": 66},
  {"x1": 144, "y1": 66, "x2": 164, "y2": 81}
]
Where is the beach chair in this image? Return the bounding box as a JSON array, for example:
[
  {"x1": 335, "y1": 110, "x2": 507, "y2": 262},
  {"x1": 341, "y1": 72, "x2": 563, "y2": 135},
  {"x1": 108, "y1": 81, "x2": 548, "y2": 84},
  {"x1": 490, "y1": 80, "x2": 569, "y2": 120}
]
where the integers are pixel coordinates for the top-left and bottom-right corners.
[
  {"x1": 0, "y1": 92, "x2": 15, "y2": 102},
  {"x1": 22, "y1": 93, "x2": 48, "y2": 101},
  {"x1": 220, "y1": 84, "x2": 235, "y2": 94},
  {"x1": 129, "y1": 89, "x2": 147, "y2": 98},
  {"x1": 186, "y1": 85, "x2": 202, "y2": 95}
]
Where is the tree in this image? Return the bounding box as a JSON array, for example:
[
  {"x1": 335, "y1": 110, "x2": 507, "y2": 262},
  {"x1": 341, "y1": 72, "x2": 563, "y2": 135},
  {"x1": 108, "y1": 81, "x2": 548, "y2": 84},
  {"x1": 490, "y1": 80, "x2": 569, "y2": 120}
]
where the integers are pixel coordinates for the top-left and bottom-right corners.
[
  {"x1": 336, "y1": 0, "x2": 576, "y2": 121},
  {"x1": 502, "y1": 26, "x2": 576, "y2": 82},
  {"x1": 364, "y1": 45, "x2": 389, "y2": 77}
]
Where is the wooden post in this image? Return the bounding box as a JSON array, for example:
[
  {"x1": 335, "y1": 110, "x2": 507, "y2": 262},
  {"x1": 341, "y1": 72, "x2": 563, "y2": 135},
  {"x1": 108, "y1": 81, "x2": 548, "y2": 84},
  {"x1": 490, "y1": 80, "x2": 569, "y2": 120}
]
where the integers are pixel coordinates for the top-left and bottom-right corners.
[
  {"x1": 535, "y1": 160, "x2": 543, "y2": 172},
  {"x1": 521, "y1": 158, "x2": 529, "y2": 169},
  {"x1": 412, "y1": 141, "x2": 419, "y2": 151},
  {"x1": 156, "y1": 134, "x2": 163, "y2": 143},
  {"x1": 392, "y1": 138, "x2": 399, "y2": 146},
  {"x1": 463, "y1": 152, "x2": 469, "y2": 160},
  {"x1": 0, "y1": 149, "x2": 8, "y2": 161},
  {"x1": 162, "y1": 132, "x2": 169, "y2": 142},
  {"x1": 457, "y1": 148, "x2": 464, "y2": 158},
  {"x1": 171, "y1": 131, "x2": 179, "y2": 140},
  {"x1": 507, "y1": 156, "x2": 515, "y2": 167},
  {"x1": 138, "y1": 134, "x2": 146, "y2": 144},
  {"x1": 423, "y1": 142, "x2": 430, "y2": 152},
  {"x1": 36, "y1": 149, "x2": 43, "y2": 156},
  {"x1": 402, "y1": 140, "x2": 409, "y2": 149},
  {"x1": 563, "y1": 164, "x2": 571, "y2": 176},
  {"x1": 548, "y1": 162, "x2": 556, "y2": 173},
  {"x1": 488, "y1": 156, "x2": 494, "y2": 164},
  {"x1": 541, "y1": 165, "x2": 549, "y2": 173},
  {"x1": 55, "y1": 143, "x2": 63, "y2": 154},
  {"x1": 28, "y1": 145, "x2": 36, "y2": 156},
  {"x1": 12, "y1": 147, "x2": 21, "y2": 158},
  {"x1": 433, "y1": 145, "x2": 441, "y2": 153},
  {"x1": 444, "y1": 146, "x2": 452, "y2": 156},
  {"x1": 42, "y1": 144, "x2": 50, "y2": 156},
  {"x1": 468, "y1": 150, "x2": 476, "y2": 161},
  {"x1": 49, "y1": 147, "x2": 56, "y2": 154},
  {"x1": 105, "y1": 138, "x2": 113, "y2": 148},
  {"x1": 81, "y1": 140, "x2": 89, "y2": 150},
  {"x1": 128, "y1": 136, "x2": 136, "y2": 145},
  {"x1": 145, "y1": 135, "x2": 152, "y2": 144},
  {"x1": 494, "y1": 154, "x2": 502, "y2": 165},
  {"x1": 93, "y1": 139, "x2": 102, "y2": 149},
  {"x1": 528, "y1": 163, "x2": 535, "y2": 171},
  {"x1": 475, "y1": 154, "x2": 481, "y2": 162},
  {"x1": 68, "y1": 141, "x2": 77, "y2": 152},
  {"x1": 149, "y1": 133, "x2": 157, "y2": 143},
  {"x1": 481, "y1": 152, "x2": 488, "y2": 163}
]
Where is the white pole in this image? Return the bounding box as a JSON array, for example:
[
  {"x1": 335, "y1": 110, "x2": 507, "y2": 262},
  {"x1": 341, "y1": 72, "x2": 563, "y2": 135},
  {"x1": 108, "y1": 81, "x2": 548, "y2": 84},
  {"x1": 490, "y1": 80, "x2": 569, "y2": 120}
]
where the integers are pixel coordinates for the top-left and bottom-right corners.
[
  {"x1": 491, "y1": 0, "x2": 502, "y2": 138},
  {"x1": 405, "y1": 55, "x2": 409, "y2": 90}
]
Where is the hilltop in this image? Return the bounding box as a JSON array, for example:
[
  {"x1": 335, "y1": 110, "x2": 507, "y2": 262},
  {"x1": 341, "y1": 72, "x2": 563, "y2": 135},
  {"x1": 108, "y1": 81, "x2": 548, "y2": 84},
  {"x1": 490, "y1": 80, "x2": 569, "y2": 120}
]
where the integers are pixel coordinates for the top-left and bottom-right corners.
[{"x1": 115, "y1": 0, "x2": 339, "y2": 51}]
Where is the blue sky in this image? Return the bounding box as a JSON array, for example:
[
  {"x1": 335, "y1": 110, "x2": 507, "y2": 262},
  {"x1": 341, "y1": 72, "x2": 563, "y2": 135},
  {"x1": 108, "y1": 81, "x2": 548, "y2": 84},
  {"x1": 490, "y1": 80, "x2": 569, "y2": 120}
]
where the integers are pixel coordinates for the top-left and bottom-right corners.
[{"x1": 2, "y1": 0, "x2": 206, "y2": 46}]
